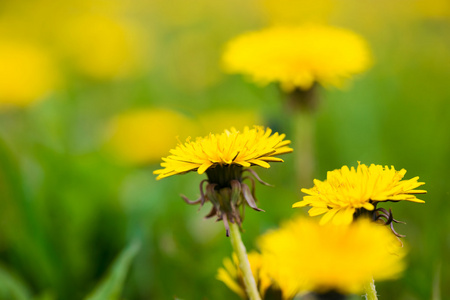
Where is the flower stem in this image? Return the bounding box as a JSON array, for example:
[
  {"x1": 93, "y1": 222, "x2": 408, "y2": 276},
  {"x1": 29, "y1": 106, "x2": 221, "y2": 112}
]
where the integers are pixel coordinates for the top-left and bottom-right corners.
[
  {"x1": 294, "y1": 104, "x2": 315, "y2": 187},
  {"x1": 364, "y1": 278, "x2": 378, "y2": 300},
  {"x1": 286, "y1": 86, "x2": 318, "y2": 187},
  {"x1": 229, "y1": 222, "x2": 261, "y2": 300}
]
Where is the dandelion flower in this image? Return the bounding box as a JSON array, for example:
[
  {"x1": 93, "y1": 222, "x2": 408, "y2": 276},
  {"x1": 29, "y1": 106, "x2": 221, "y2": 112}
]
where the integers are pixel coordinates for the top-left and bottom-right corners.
[
  {"x1": 154, "y1": 126, "x2": 293, "y2": 235},
  {"x1": 106, "y1": 108, "x2": 197, "y2": 165},
  {"x1": 258, "y1": 217, "x2": 406, "y2": 296},
  {"x1": 222, "y1": 25, "x2": 372, "y2": 91},
  {"x1": 293, "y1": 162, "x2": 426, "y2": 226},
  {"x1": 61, "y1": 14, "x2": 147, "y2": 80},
  {"x1": 0, "y1": 40, "x2": 56, "y2": 107},
  {"x1": 154, "y1": 126, "x2": 292, "y2": 179}
]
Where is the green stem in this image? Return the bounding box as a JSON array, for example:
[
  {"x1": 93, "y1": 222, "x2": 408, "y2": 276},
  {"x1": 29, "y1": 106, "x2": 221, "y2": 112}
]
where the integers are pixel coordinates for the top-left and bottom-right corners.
[
  {"x1": 229, "y1": 222, "x2": 261, "y2": 300},
  {"x1": 293, "y1": 105, "x2": 315, "y2": 187},
  {"x1": 364, "y1": 278, "x2": 378, "y2": 300},
  {"x1": 285, "y1": 86, "x2": 318, "y2": 187}
]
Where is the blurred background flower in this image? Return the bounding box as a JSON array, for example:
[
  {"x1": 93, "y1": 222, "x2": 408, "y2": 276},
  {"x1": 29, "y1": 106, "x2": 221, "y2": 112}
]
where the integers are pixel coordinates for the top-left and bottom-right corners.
[
  {"x1": 222, "y1": 25, "x2": 372, "y2": 91},
  {"x1": 0, "y1": 39, "x2": 57, "y2": 108}
]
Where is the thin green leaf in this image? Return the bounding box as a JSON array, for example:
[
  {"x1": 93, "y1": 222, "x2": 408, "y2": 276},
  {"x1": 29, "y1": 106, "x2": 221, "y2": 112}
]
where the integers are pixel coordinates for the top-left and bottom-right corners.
[
  {"x1": 85, "y1": 240, "x2": 141, "y2": 300},
  {"x1": 0, "y1": 265, "x2": 32, "y2": 300}
]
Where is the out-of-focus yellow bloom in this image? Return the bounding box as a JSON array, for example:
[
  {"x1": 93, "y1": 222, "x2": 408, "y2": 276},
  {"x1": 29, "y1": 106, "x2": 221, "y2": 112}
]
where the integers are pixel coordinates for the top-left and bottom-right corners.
[
  {"x1": 259, "y1": 217, "x2": 406, "y2": 296},
  {"x1": 154, "y1": 126, "x2": 293, "y2": 180},
  {"x1": 107, "y1": 108, "x2": 196, "y2": 165},
  {"x1": 261, "y1": 0, "x2": 336, "y2": 25},
  {"x1": 293, "y1": 162, "x2": 426, "y2": 225},
  {"x1": 61, "y1": 14, "x2": 147, "y2": 80},
  {"x1": 412, "y1": 0, "x2": 450, "y2": 19},
  {"x1": 0, "y1": 40, "x2": 57, "y2": 108},
  {"x1": 222, "y1": 25, "x2": 372, "y2": 91},
  {"x1": 217, "y1": 252, "x2": 272, "y2": 299},
  {"x1": 197, "y1": 110, "x2": 262, "y2": 137}
]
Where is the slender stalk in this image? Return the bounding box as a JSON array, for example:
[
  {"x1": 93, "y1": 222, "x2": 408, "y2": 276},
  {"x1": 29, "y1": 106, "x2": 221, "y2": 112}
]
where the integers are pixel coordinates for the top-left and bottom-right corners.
[
  {"x1": 286, "y1": 86, "x2": 318, "y2": 187},
  {"x1": 229, "y1": 222, "x2": 261, "y2": 300},
  {"x1": 364, "y1": 278, "x2": 378, "y2": 300},
  {"x1": 293, "y1": 105, "x2": 315, "y2": 187}
]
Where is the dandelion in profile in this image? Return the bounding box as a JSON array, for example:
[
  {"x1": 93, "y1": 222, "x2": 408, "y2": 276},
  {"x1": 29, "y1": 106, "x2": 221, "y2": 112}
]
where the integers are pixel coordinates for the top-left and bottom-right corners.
[
  {"x1": 258, "y1": 217, "x2": 406, "y2": 298},
  {"x1": 222, "y1": 24, "x2": 372, "y2": 92},
  {"x1": 154, "y1": 126, "x2": 293, "y2": 236},
  {"x1": 293, "y1": 162, "x2": 426, "y2": 231}
]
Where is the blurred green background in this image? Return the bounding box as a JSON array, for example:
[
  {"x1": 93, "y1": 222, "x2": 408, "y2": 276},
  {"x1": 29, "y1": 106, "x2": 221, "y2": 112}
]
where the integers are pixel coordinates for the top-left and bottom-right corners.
[{"x1": 0, "y1": 0, "x2": 449, "y2": 299}]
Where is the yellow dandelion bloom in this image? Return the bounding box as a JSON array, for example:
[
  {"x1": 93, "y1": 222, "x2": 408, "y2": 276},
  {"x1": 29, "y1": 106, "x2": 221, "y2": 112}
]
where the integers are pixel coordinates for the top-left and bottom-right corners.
[
  {"x1": 197, "y1": 110, "x2": 262, "y2": 138},
  {"x1": 106, "y1": 108, "x2": 197, "y2": 165},
  {"x1": 0, "y1": 40, "x2": 57, "y2": 108},
  {"x1": 154, "y1": 126, "x2": 292, "y2": 235},
  {"x1": 258, "y1": 217, "x2": 406, "y2": 296},
  {"x1": 293, "y1": 162, "x2": 426, "y2": 225},
  {"x1": 217, "y1": 252, "x2": 272, "y2": 299},
  {"x1": 154, "y1": 126, "x2": 293, "y2": 180},
  {"x1": 61, "y1": 14, "x2": 147, "y2": 80},
  {"x1": 222, "y1": 25, "x2": 372, "y2": 91}
]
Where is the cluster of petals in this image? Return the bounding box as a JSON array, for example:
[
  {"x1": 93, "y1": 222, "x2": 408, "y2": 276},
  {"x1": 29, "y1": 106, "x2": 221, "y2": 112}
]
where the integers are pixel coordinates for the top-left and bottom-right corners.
[
  {"x1": 222, "y1": 24, "x2": 372, "y2": 91},
  {"x1": 258, "y1": 217, "x2": 405, "y2": 296},
  {"x1": 293, "y1": 163, "x2": 426, "y2": 225},
  {"x1": 154, "y1": 126, "x2": 293, "y2": 180}
]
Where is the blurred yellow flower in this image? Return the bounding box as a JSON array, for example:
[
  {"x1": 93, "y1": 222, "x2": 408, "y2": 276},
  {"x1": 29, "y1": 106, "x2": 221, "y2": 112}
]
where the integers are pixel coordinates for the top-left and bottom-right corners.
[
  {"x1": 61, "y1": 14, "x2": 147, "y2": 80},
  {"x1": 261, "y1": 0, "x2": 336, "y2": 25},
  {"x1": 222, "y1": 25, "x2": 372, "y2": 91},
  {"x1": 258, "y1": 217, "x2": 406, "y2": 296},
  {"x1": 107, "y1": 108, "x2": 197, "y2": 165},
  {"x1": 197, "y1": 110, "x2": 262, "y2": 137},
  {"x1": 154, "y1": 126, "x2": 293, "y2": 180},
  {"x1": 0, "y1": 40, "x2": 57, "y2": 108},
  {"x1": 293, "y1": 162, "x2": 426, "y2": 225},
  {"x1": 217, "y1": 252, "x2": 272, "y2": 299},
  {"x1": 412, "y1": 0, "x2": 450, "y2": 19}
]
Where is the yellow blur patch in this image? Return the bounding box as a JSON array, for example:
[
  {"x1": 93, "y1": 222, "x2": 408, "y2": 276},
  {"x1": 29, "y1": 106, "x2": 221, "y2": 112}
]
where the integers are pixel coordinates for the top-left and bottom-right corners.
[{"x1": 107, "y1": 108, "x2": 197, "y2": 165}]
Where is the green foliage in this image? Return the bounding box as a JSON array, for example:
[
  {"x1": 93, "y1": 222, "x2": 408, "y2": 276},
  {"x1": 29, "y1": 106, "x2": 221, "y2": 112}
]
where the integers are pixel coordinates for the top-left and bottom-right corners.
[
  {"x1": 0, "y1": 265, "x2": 32, "y2": 300},
  {"x1": 85, "y1": 241, "x2": 140, "y2": 300}
]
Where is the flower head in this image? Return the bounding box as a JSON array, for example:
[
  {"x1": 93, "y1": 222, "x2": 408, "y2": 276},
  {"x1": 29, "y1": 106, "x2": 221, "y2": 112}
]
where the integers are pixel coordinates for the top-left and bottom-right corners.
[
  {"x1": 106, "y1": 108, "x2": 197, "y2": 165},
  {"x1": 222, "y1": 24, "x2": 372, "y2": 91},
  {"x1": 0, "y1": 40, "x2": 57, "y2": 108},
  {"x1": 293, "y1": 162, "x2": 426, "y2": 226},
  {"x1": 154, "y1": 126, "x2": 293, "y2": 235},
  {"x1": 258, "y1": 217, "x2": 406, "y2": 296},
  {"x1": 154, "y1": 126, "x2": 293, "y2": 180}
]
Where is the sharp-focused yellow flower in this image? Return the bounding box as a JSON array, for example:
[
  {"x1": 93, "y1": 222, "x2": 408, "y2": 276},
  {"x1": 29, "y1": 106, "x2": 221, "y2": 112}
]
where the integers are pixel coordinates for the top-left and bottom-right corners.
[
  {"x1": 258, "y1": 217, "x2": 406, "y2": 296},
  {"x1": 0, "y1": 40, "x2": 57, "y2": 108},
  {"x1": 154, "y1": 126, "x2": 293, "y2": 180},
  {"x1": 222, "y1": 25, "x2": 372, "y2": 91},
  {"x1": 217, "y1": 252, "x2": 272, "y2": 299},
  {"x1": 154, "y1": 126, "x2": 292, "y2": 235},
  {"x1": 293, "y1": 162, "x2": 426, "y2": 225},
  {"x1": 106, "y1": 108, "x2": 197, "y2": 164}
]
